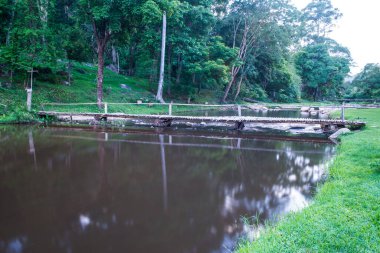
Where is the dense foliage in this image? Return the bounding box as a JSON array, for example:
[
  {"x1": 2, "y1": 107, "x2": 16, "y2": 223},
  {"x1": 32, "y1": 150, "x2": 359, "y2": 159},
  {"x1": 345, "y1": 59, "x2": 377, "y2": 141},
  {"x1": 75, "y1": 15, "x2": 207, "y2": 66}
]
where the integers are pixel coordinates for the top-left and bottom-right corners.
[
  {"x1": 0, "y1": 0, "x2": 358, "y2": 103},
  {"x1": 346, "y1": 64, "x2": 380, "y2": 99}
]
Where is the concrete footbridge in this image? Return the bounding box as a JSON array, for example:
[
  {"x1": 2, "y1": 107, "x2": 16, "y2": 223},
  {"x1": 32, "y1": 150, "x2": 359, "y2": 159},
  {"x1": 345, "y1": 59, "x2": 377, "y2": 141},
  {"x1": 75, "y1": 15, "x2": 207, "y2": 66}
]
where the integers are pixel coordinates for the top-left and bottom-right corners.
[{"x1": 38, "y1": 102, "x2": 366, "y2": 132}]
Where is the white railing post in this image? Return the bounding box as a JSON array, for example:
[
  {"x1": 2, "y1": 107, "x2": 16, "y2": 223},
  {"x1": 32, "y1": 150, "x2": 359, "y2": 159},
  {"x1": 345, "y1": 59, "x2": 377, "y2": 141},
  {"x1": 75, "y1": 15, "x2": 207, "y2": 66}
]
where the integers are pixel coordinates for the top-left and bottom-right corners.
[
  {"x1": 26, "y1": 89, "x2": 32, "y2": 111},
  {"x1": 169, "y1": 102, "x2": 172, "y2": 116},
  {"x1": 341, "y1": 102, "x2": 345, "y2": 120},
  {"x1": 237, "y1": 105, "x2": 242, "y2": 117},
  {"x1": 104, "y1": 102, "x2": 108, "y2": 114}
]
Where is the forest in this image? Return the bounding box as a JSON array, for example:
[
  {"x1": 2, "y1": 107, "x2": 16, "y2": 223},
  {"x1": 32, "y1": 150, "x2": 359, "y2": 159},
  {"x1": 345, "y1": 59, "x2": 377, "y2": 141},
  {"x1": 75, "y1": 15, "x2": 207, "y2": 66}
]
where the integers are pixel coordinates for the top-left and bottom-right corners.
[{"x1": 0, "y1": 0, "x2": 379, "y2": 104}]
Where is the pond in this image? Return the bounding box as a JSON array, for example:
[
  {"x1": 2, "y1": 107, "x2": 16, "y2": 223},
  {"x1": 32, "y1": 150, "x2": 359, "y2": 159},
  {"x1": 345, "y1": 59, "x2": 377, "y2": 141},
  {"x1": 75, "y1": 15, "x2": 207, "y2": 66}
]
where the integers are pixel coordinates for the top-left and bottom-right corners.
[{"x1": 0, "y1": 126, "x2": 335, "y2": 253}]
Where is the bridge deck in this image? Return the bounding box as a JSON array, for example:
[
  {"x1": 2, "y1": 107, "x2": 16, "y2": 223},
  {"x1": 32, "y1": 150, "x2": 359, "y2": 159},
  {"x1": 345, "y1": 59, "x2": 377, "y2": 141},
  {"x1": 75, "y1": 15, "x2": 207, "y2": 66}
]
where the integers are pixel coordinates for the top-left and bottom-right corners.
[{"x1": 38, "y1": 111, "x2": 366, "y2": 127}]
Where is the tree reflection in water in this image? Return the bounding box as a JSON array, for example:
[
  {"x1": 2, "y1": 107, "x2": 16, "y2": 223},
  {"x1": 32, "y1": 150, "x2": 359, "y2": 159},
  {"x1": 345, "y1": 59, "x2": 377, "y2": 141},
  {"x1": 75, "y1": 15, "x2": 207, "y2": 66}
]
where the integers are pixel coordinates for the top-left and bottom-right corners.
[{"x1": 0, "y1": 126, "x2": 335, "y2": 253}]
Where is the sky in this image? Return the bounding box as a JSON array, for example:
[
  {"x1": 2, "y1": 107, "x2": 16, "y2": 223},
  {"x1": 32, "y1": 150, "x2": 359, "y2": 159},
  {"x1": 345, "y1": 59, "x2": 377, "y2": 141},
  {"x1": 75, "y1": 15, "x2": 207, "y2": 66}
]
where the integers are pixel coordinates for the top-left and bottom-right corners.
[{"x1": 291, "y1": 0, "x2": 380, "y2": 75}]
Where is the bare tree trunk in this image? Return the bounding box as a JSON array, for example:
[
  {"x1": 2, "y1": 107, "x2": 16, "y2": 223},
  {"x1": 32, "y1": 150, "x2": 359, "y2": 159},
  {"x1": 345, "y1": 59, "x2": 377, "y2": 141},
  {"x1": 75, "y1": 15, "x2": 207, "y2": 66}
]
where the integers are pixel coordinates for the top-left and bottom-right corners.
[
  {"x1": 222, "y1": 67, "x2": 239, "y2": 102},
  {"x1": 234, "y1": 74, "x2": 244, "y2": 101},
  {"x1": 111, "y1": 45, "x2": 119, "y2": 73},
  {"x1": 112, "y1": 46, "x2": 117, "y2": 65},
  {"x1": 156, "y1": 11, "x2": 167, "y2": 103},
  {"x1": 167, "y1": 44, "x2": 172, "y2": 96},
  {"x1": 222, "y1": 16, "x2": 260, "y2": 103},
  {"x1": 97, "y1": 42, "x2": 106, "y2": 108},
  {"x1": 117, "y1": 51, "x2": 120, "y2": 74}
]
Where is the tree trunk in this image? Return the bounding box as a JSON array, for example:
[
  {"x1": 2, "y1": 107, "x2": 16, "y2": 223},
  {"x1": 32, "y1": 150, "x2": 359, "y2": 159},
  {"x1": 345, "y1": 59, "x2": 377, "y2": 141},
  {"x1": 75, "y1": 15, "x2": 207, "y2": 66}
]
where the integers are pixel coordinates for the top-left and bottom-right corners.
[
  {"x1": 112, "y1": 46, "x2": 117, "y2": 65},
  {"x1": 176, "y1": 54, "x2": 182, "y2": 85},
  {"x1": 156, "y1": 11, "x2": 167, "y2": 103},
  {"x1": 128, "y1": 45, "x2": 135, "y2": 76},
  {"x1": 222, "y1": 66, "x2": 239, "y2": 102},
  {"x1": 222, "y1": 79, "x2": 234, "y2": 103},
  {"x1": 117, "y1": 51, "x2": 120, "y2": 74},
  {"x1": 111, "y1": 45, "x2": 119, "y2": 74},
  {"x1": 313, "y1": 87, "x2": 318, "y2": 101},
  {"x1": 10, "y1": 70, "x2": 13, "y2": 86},
  {"x1": 167, "y1": 44, "x2": 172, "y2": 96},
  {"x1": 97, "y1": 42, "x2": 106, "y2": 108},
  {"x1": 198, "y1": 76, "x2": 202, "y2": 94},
  {"x1": 6, "y1": 0, "x2": 18, "y2": 46},
  {"x1": 36, "y1": 0, "x2": 48, "y2": 45},
  {"x1": 234, "y1": 74, "x2": 244, "y2": 101}
]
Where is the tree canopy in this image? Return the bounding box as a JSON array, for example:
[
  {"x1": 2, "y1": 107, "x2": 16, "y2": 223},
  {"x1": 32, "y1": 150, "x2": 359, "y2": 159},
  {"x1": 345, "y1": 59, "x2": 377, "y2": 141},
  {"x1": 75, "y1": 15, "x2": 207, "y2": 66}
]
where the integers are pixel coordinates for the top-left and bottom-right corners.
[{"x1": 0, "y1": 0, "x2": 368, "y2": 103}]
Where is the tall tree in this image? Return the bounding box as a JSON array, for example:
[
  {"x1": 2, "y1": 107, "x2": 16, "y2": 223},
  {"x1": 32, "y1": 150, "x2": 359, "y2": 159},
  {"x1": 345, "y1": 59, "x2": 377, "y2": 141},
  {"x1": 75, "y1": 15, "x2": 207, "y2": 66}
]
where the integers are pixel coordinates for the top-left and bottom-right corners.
[
  {"x1": 78, "y1": 0, "x2": 129, "y2": 107},
  {"x1": 0, "y1": 0, "x2": 59, "y2": 74},
  {"x1": 219, "y1": 0, "x2": 300, "y2": 102},
  {"x1": 156, "y1": 11, "x2": 166, "y2": 103},
  {"x1": 301, "y1": 0, "x2": 342, "y2": 42},
  {"x1": 296, "y1": 0, "x2": 350, "y2": 101},
  {"x1": 295, "y1": 41, "x2": 351, "y2": 100},
  {"x1": 348, "y1": 63, "x2": 380, "y2": 99}
]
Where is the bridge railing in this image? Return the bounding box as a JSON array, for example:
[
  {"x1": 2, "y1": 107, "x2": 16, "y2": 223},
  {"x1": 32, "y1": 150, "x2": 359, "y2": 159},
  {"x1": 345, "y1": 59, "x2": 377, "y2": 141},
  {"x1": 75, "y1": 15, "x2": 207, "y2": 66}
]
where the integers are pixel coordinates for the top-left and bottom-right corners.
[
  {"x1": 40, "y1": 102, "x2": 243, "y2": 117},
  {"x1": 39, "y1": 102, "x2": 371, "y2": 120}
]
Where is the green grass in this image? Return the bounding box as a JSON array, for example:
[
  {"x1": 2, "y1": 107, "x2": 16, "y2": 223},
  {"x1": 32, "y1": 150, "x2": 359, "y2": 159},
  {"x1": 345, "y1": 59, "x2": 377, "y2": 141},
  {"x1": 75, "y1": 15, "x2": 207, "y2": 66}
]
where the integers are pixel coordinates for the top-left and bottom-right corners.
[
  {"x1": 236, "y1": 108, "x2": 380, "y2": 252},
  {"x1": 0, "y1": 62, "x2": 154, "y2": 107},
  {"x1": 0, "y1": 62, "x2": 233, "y2": 122},
  {"x1": 0, "y1": 62, "x2": 158, "y2": 122}
]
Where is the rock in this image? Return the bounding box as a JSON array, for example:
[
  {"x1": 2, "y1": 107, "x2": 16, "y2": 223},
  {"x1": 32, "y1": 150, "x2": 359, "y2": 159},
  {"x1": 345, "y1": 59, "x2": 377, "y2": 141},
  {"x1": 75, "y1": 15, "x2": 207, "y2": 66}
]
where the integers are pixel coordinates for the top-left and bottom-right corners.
[
  {"x1": 120, "y1": 84, "x2": 132, "y2": 90},
  {"x1": 301, "y1": 107, "x2": 310, "y2": 112},
  {"x1": 329, "y1": 128, "x2": 351, "y2": 140},
  {"x1": 310, "y1": 111, "x2": 318, "y2": 116}
]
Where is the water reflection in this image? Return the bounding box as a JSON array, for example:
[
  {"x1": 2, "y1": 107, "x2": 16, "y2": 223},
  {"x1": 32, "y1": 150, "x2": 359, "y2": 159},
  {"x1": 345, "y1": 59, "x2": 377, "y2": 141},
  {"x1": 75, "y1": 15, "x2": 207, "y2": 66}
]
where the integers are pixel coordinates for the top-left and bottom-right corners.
[{"x1": 0, "y1": 126, "x2": 335, "y2": 253}]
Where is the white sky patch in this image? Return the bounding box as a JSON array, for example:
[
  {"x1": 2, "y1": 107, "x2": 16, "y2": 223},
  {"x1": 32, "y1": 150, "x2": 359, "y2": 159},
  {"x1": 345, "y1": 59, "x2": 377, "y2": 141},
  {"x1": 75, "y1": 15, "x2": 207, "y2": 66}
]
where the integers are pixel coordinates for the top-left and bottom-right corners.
[{"x1": 291, "y1": 0, "x2": 380, "y2": 75}]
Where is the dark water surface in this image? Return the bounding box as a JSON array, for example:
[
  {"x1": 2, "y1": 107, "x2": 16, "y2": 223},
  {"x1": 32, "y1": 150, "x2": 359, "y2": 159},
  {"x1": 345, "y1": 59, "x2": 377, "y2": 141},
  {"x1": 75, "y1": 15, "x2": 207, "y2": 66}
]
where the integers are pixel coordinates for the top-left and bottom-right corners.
[{"x1": 0, "y1": 126, "x2": 335, "y2": 253}]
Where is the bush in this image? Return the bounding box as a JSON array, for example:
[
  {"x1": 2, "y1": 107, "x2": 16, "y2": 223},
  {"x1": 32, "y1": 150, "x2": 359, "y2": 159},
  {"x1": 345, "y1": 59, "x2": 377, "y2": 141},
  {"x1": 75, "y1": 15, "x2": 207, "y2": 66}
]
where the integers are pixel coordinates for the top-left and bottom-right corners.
[{"x1": 0, "y1": 106, "x2": 37, "y2": 123}]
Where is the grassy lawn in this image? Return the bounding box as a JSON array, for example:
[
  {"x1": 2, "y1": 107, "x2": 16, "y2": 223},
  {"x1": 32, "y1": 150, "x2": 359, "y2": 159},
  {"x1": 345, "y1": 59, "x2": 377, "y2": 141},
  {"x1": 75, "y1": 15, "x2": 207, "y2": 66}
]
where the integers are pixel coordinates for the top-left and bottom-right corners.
[
  {"x1": 0, "y1": 62, "x2": 231, "y2": 122},
  {"x1": 0, "y1": 62, "x2": 158, "y2": 122},
  {"x1": 237, "y1": 108, "x2": 380, "y2": 252},
  {"x1": 0, "y1": 62, "x2": 153, "y2": 108}
]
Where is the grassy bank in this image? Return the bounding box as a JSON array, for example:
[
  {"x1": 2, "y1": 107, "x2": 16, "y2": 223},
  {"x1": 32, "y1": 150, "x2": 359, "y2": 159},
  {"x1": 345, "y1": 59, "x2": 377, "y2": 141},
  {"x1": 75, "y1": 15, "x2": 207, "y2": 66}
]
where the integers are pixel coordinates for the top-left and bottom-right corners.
[
  {"x1": 0, "y1": 62, "x2": 156, "y2": 123},
  {"x1": 237, "y1": 108, "x2": 380, "y2": 252},
  {"x1": 0, "y1": 62, "x2": 230, "y2": 123}
]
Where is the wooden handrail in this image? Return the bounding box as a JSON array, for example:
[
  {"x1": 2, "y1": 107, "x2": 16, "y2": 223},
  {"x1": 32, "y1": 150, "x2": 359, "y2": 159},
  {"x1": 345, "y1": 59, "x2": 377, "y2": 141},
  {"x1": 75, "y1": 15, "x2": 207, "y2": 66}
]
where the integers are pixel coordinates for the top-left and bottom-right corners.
[{"x1": 40, "y1": 102, "x2": 238, "y2": 107}]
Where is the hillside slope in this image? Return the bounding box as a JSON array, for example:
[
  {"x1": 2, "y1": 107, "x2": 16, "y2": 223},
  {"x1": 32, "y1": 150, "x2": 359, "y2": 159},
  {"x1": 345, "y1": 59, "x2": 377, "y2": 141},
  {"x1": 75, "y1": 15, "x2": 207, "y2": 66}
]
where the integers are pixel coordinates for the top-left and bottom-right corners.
[{"x1": 0, "y1": 62, "x2": 155, "y2": 110}]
